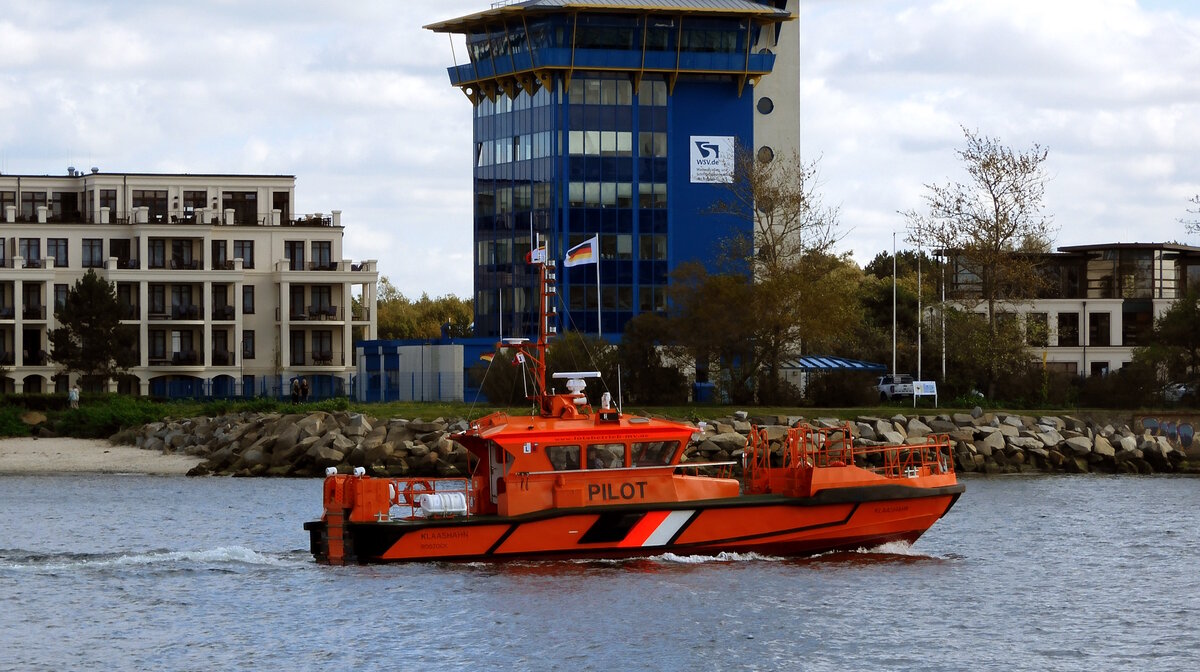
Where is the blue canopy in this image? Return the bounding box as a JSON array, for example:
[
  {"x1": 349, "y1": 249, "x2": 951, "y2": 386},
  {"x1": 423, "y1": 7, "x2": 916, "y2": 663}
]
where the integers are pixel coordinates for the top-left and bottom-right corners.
[{"x1": 780, "y1": 355, "x2": 887, "y2": 372}]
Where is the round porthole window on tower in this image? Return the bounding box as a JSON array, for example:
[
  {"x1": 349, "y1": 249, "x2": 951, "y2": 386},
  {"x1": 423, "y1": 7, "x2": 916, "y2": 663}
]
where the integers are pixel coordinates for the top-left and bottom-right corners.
[
  {"x1": 757, "y1": 97, "x2": 774, "y2": 115},
  {"x1": 758, "y1": 48, "x2": 773, "y2": 55},
  {"x1": 757, "y1": 146, "x2": 775, "y2": 164}
]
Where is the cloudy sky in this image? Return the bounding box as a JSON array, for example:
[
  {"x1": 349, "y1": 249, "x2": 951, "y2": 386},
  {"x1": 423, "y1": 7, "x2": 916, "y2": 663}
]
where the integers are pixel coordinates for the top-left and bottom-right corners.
[{"x1": 3, "y1": 0, "x2": 1199, "y2": 298}]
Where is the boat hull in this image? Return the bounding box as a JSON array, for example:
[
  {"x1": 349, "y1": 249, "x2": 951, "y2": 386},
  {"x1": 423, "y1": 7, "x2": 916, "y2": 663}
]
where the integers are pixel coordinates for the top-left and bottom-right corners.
[{"x1": 304, "y1": 484, "x2": 965, "y2": 563}]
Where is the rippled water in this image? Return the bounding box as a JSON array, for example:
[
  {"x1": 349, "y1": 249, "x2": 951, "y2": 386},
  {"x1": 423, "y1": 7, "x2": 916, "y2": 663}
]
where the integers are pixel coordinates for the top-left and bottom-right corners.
[{"x1": 2, "y1": 474, "x2": 1197, "y2": 671}]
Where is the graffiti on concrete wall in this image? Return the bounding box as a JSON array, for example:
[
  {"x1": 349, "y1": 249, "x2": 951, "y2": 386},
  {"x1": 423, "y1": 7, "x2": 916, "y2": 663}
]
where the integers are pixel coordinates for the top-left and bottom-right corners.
[{"x1": 1137, "y1": 416, "x2": 1196, "y2": 449}]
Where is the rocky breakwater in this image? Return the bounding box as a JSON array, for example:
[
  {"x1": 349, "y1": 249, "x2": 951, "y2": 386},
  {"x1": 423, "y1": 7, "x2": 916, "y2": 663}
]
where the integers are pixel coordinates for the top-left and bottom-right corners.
[{"x1": 122, "y1": 408, "x2": 1194, "y2": 477}]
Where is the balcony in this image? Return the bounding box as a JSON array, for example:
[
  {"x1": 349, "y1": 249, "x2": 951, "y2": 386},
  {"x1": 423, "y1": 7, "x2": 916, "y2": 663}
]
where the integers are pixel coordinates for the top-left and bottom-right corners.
[
  {"x1": 23, "y1": 305, "x2": 46, "y2": 320},
  {"x1": 307, "y1": 305, "x2": 340, "y2": 321},
  {"x1": 212, "y1": 305, "x2": 235, "y2": 321},
  {"x1": 0, "y1": 306, "x2": 13, "y2": 320},
  {"x1": 211, "y1": 350, "x2": 236, "y2": 366},
  {"x1": 171, "y1": 304, "x2": 203, "y2": 320},
  {"x1": 292, "y1": 351, "x2": 344, "y2": 367}
]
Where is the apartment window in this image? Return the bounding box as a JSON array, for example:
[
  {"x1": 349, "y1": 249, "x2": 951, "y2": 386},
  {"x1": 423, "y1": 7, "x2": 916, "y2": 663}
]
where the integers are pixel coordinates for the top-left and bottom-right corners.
[
  {"x1": 183, "y1": 190, "x2": 206, "y2": 220},
  {"x1": 47, "y1": 239, "x2": 68, "y2": 268},
  {"x1": 100, "y1": 189, "x2": 117, "y2": 219},
  {"x1": 149, "y1": 330, "x2": 167, "y2": 359},
  {"x1": 1057, "y1": 313, "x2": 1079, "y2": 347},
  {"x1": 19, "y1": 238, "x2": 41, "y2": 267},
  {"x1": 313, "y1": 330, "x2": 333, "y2": 361},
  {"x1": 222, "y1": 191, "x2": 257, "y2": 225},
  {"x1": 290, "y1": 330, "x2": 305, "y2": 365},
  {"x1": 171, "y1": 240, "x2": 194, "y2": 269},
  {"x1": 212, "y1": 240, "x2": 228, "y2": 268},
  {"x1": 54, "y1": 284, "x2": 68, "y2": 311},
  {"x1": 149, "y1": 285, "x2": 167, "y2": 315},
  {"x1": 311, "y1": 285, "x2": 332, "y2": 311},
  {"x1": 148, "y1": 239, "x2": 166, "y2": 269},
  {"x1": 242, "y1": 285, "x2": 255, "y2": 314},
  {"x1": 233, "y1": 240, "x2": 254, "y2": 268},
  {"x1": 313, "y1": 241, "x2": 332, "y2": 269},
  {"x1": 242, "y1": 330, "x2": 256, "y2": 359},
  {"x1": 285, "y1": 241, "x2": 305, "y2": 271},
  {"x1": 1089, "y1": 312, "x2": 1111, "y2": 347},
  {"x1": 132, "y1": 189, "x2": 168, "y2": 222},
  {"x1": 290, "y1": 287, "x2": 306, "y2": 318},
  {"x1": 20, "y1": 191, "x2": 46, "y2": 221},
  {"x1": 0, "y1": 191, "x2": 14, "y2": 218},
  {"x1": 82, "y1": 239, "x2": 104, "y2": 268}
]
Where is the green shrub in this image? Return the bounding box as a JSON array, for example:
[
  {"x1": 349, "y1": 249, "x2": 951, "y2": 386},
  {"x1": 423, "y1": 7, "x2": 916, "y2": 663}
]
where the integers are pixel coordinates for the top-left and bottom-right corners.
[
  {"x1": 51, "y1": 396, "x2": 166, "y2": 438},
  {"x1": 0, "y1": 406, "x2": 32, "y2": 437}
]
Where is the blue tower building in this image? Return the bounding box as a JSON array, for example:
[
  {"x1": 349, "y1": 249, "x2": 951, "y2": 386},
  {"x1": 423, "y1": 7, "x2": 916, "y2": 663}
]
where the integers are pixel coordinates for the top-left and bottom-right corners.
[{"x1": 426, "y1": 0, "x2": 797, "y2": 341}]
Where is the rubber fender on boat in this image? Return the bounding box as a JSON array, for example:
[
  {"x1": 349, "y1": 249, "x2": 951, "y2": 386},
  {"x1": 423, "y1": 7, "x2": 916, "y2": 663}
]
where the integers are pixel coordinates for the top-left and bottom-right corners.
[{"x1": 419, "y1": 492, "x2": 468, "y2": 517}]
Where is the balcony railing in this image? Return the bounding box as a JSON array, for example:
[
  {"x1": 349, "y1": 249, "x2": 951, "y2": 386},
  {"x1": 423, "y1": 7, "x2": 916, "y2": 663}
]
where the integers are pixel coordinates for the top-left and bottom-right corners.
[
  {"x1": 23, "y1": 306, "x2": 46, "y2": 320},
  {"x1": 291, "y1": 351, "x2": 344, "y2": 366},
  {"x1": 0, "y1": 306, "x2": 13, "y2": 320},
  {"x1": 171, "y1": 304, "x2": 203, "y2": 320},
  {"x1": 212, "y1": 305, "x2": 235, "y2": 321}
]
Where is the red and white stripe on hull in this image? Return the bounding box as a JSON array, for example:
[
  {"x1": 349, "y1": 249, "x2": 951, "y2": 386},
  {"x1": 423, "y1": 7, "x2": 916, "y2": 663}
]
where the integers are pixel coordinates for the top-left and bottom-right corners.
[{"x1": 618, "y1": 510, "x2": 695, "y2": 548}]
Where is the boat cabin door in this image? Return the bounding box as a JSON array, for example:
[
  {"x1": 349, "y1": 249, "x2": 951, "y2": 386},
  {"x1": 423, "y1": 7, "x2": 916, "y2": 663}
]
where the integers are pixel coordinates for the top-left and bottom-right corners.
[{"x1": 488, "y1": 441, "x2": 510, "y2": 505}]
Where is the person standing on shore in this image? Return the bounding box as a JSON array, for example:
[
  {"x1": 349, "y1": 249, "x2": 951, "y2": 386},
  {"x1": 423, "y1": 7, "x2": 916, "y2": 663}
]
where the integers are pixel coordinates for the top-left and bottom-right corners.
[
  {"x1": 68, "y1": 385, "x2": 80, "y2": 409},
  {"x1": 300, "y1": 377, "x2": 310, "y2": 403},
  {"x1": 291, "y1": 377, "x2": 300, "y2": 404}
]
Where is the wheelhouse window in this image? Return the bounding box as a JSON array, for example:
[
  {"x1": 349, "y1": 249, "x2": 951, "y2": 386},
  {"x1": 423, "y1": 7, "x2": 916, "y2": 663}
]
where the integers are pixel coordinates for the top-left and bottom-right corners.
[
  {"x1": 587, "y1": 443, "x2": 625, "y2": 469},
  {"x1": 633, "y1": 441, "x2": 677, "y2": 466},
  {"x1": 546, "y1": 445, "x2": 580, "y2": 471}
]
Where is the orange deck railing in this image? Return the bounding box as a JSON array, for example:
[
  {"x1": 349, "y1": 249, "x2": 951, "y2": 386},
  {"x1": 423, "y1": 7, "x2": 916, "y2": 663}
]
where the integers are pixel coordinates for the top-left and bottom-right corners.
[{"x1": 744, "y1": 424, "x2": 955, "y2": 495}]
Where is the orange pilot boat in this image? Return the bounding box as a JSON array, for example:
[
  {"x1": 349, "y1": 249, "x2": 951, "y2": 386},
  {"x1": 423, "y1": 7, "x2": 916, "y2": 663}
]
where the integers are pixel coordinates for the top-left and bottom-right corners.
[{"x1": 304, "y1": 259, "x2": 964, "y2": 564}]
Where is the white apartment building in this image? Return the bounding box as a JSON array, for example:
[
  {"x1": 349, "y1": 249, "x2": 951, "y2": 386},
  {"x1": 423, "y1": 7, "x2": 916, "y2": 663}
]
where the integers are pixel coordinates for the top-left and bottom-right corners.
[
  {"x1": 1, "y1": 169, "x2": 378, "y2": 398},
  {"x1": 948, "y1": 242, "x2": 1200, "y2": 377}
]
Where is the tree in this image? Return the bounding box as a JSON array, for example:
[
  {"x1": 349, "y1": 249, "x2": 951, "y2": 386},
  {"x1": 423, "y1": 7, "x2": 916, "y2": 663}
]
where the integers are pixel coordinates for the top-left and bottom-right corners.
[
  {"x1": 905, "y1": 128, "x2": 1055, "y2": 397},
  {"x1": 374, "y1": 277, "x2": 472, "y2": 340},
  {"x1": 1134, "y1": 289, "x2": 1200, "y2": 383},
  {"x1": 49, "y1": 270, "x2": 138, "y2": 384},
  {"x1": 1183, "y1": 195, "x2": 1200, "y2": 236},
  {"x1": 617, "y1": 313, "x2": 689, "y2": 405},
  {"x1": 692, "y1": 146, "x2": 847, "y2": 404}
]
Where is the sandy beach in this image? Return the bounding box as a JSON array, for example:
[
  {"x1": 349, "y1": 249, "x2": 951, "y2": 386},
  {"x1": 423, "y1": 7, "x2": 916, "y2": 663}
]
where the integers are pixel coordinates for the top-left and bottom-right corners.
[{"x1": 0, "y1": 437, "x2": 204, "y2": 475}]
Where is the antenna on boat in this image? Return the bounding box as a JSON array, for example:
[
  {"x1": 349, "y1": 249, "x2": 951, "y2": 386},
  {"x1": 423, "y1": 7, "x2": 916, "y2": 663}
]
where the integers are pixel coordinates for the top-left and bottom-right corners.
[{"x1": 617, "y1": 364, "x2": 623, "y2": 413}]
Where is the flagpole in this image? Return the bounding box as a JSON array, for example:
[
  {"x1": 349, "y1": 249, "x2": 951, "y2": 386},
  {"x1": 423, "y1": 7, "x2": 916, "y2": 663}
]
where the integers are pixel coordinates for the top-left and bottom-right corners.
[{"x1": 596, "y1": 258, "x2": 602, "y2": 342}]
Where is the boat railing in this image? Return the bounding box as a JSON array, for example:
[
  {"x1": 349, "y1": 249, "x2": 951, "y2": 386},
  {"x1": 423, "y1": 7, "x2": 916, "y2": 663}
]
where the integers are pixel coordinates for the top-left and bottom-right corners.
[
  {"x1": 675, "y1": 461, "x2": 737, "y2": 479},
  {"x1": 744, "y1": 424, "x2": 955, "y2": 489},
  {"x1": 855, "y1": 435, "x2": 955, "y2": 479},
  {"x1": 385, "y1": 477, "x2": 481, "y2": 520}
]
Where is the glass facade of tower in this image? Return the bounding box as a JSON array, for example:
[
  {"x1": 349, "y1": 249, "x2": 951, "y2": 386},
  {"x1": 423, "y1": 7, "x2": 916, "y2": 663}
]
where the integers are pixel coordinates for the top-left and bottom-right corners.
[{"x1": 431, "y1": 2, "x2": 790, "y2": 340}]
